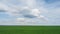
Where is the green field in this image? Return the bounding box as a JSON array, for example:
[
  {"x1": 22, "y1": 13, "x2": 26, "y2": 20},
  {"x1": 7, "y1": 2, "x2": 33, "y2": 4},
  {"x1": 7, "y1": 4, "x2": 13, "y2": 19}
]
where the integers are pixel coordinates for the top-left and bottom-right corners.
[{"x1": 0, "y1": 26, "x2": 60, "y2": 34}]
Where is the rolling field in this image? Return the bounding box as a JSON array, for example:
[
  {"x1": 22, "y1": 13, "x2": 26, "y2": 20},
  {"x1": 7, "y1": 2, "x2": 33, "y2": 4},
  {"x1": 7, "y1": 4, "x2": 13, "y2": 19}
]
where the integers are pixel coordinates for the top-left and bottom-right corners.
[{"x1": 0, "y1": 26, "x2": 60, "y2": 34}]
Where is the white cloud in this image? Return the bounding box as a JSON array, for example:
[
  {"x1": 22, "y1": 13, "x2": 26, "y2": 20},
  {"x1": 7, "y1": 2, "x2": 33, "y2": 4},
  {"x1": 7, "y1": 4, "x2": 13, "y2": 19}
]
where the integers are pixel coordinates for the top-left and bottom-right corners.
[
  {"x1": 0, "y1": 3, "x2": 8, "y2": 10},
  {"x1": 0, "y1": 0, "x2": 49, "y2": 25},
  {"x1": 16, "y1": 17, "x2": 48, "y2": 25},
  {"x1": 16, "y1": 18, "x2": 25, "y2": 22},
  {"x1": 31, "y1": 9, "x2": 40, "y2": 16}
]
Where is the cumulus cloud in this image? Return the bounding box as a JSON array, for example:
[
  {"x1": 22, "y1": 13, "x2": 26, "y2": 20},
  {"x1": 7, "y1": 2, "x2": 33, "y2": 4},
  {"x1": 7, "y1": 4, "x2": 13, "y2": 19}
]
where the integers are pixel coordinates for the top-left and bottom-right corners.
[
  {"x1": 31, "y1": 9, "x2": 40, "y2": 16},
  {"x1": 0, "y1": 0, "x2": 49, "y2": 25},
  {"x1": 16, "y1": 17, "x2": 48, "y2": 25}
]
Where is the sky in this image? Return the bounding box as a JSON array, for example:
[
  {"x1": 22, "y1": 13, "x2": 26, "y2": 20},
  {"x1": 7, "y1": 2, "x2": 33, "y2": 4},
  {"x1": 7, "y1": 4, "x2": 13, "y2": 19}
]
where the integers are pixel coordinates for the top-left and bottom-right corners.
[{"x1": 0, "y1": 0, "x2": 60, "y2": 25}]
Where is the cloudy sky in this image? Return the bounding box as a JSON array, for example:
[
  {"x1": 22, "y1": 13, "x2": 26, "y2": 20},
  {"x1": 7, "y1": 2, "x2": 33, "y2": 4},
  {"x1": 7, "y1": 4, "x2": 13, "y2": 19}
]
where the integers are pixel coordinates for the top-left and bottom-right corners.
[{"x1": 0, "y1": 0, "x2": 60, "y2": 25}]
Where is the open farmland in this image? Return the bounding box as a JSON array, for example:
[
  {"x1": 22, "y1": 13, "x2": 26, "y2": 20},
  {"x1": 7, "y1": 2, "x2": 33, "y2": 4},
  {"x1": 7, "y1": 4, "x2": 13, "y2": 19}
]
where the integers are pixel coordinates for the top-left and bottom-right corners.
[{"x1": 0, "y1": 26, "x2": 60, "y2": 34}]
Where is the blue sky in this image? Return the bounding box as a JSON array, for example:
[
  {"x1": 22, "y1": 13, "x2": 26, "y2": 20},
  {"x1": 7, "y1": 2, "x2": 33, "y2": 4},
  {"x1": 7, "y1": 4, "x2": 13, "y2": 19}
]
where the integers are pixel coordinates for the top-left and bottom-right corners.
[{"x1": 0, "y1": 0, "x2": 60, "y2": 25}]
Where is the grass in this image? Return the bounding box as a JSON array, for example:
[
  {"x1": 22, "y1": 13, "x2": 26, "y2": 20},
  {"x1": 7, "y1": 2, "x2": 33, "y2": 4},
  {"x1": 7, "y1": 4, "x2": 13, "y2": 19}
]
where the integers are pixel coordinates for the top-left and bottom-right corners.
[{"x1": 0, "y1": 26, "x2": 60, "y2": 34}]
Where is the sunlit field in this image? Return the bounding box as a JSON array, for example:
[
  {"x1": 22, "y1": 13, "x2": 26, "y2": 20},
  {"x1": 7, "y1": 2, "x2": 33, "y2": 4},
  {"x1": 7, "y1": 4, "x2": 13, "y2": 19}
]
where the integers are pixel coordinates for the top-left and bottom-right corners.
[{"x1": 0, "y1": 26, "x2": 60, "y2": 34}]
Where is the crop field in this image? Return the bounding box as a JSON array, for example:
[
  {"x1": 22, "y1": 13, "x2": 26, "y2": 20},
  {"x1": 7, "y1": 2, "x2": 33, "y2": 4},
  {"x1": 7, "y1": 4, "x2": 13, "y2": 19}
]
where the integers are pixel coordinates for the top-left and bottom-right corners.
[{"x1": 0, "y1": 26, "x2": 60, "y2": 34}]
